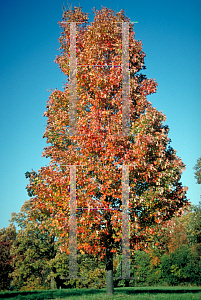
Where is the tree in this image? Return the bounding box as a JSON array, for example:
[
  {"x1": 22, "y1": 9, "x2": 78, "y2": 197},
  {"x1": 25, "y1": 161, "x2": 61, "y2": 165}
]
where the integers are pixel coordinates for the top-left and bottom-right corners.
[
  {"x1": 167, "y1": 220, "x2": 188, "y2": 254},
  {"x1": 26, "y1": 6, "x2": 190, "y2": 296},
  {"x1": 0, "y1": 224, "x2": 16, "y2": 291},
  {"x1": 9, "y1": 201, "x2": 57, "y2": 291},
  {"x1": 144, "y1": 219, "x2": 173, "y2": 280},
  {"x1": 194, "y1": 156, "x2": 201, "y2": 184},
  {"x1": 160, "y1": 244, "x2": 191, "y2": 286},
  {"x1": 8, "y1": 200, "x2": 106, "y2": 290},
  {"x1": 160, "y1": 243, "x2": 201, "y2": 286},
  {"x1": 185, "y1": 203, "x2": 201, "y2": 249},
  {"x1": 159, "y1": 204, "x2": 201, "y2": 286},
  {"x1": 167, "y1": 203, "x2": 201, "y2": 251}
]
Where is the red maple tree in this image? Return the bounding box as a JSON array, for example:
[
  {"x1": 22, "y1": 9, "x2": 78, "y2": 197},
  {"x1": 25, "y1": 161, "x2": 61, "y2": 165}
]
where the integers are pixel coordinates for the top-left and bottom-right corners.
[{"x1": 26, "y1": 6, "x2": 189, "y2": 295}]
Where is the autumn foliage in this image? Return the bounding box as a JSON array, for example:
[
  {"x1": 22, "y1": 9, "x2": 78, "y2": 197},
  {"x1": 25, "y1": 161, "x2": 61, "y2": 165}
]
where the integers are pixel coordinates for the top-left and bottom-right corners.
[
  {"x1": 0, "y1": 225, "x2": 16, "y2": 290},
  {"x1": 26, "y1": 6, "x2": 189, "y2": 269}
]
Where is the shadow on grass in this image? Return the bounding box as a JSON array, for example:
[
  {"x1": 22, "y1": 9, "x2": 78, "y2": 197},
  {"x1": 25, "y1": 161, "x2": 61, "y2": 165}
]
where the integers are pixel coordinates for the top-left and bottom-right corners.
[
  {"x1": 114, "y1": 287, "x2": 201, "y2": 295},
  {"x1": 0, "y1": 287, "x2": 201, "y2": 299},
  {"x1": 0, "y1": 288, "x2": 105, "y2": 299}
]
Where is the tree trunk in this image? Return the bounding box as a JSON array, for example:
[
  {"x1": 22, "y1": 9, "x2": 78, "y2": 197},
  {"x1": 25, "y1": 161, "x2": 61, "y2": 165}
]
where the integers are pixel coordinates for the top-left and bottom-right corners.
[
  {"x1": 104, "y1": 197, "x2": 115, "y2": 296},
  {"x1": 106, "y1": 247, "x2": 114, "y2": 295},
  {"x1": 50, "y1": 276, "x2": 55, "y2": 289},
  {"x1": 125, "y1": 279, "x2": 129, "y2": 287}
]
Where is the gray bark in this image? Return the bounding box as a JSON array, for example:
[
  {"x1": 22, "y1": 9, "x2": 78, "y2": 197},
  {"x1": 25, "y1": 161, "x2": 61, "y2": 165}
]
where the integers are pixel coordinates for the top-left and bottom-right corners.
[
  {"x1": 106, "y1": 238, "x2": 114, "y2": 295},
  {"x1": 103, "y1": 197, "x2": 115, "y2": 295}
]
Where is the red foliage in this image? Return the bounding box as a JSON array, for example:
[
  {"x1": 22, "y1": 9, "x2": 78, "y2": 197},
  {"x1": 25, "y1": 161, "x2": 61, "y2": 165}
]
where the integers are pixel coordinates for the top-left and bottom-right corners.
[{"x1": 26, "y1": 6, "x2": 189, "y2": 261}]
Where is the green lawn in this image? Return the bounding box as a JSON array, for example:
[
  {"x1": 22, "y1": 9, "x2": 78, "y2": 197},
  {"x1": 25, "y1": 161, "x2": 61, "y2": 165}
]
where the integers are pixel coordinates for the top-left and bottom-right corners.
[
  {"x1": 50, "y1": 287, "x2": 201, "y2": 300},
  {"x1": 1, "y1": 287, "x2": 201, "y2": 300},
  {"x1": 55, "y1": 294, "x2": 201, "y2": 300}
]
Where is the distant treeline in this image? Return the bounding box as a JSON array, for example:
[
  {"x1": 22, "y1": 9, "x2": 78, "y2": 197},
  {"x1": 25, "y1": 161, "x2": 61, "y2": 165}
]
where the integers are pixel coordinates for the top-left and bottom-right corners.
[{"x1": 0, "y1": 201, "x2": 200, "y2": 291}]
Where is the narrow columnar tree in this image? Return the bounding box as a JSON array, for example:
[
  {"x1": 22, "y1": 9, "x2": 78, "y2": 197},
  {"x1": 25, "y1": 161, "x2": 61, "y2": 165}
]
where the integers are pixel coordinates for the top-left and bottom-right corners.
[{"x1": 26, "y1": 6, "x2": 189, "y2": 295}]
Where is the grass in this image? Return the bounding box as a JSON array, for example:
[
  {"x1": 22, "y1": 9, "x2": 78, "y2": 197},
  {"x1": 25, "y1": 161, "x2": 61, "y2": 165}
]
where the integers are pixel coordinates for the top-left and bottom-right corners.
[
  {"x1": 1, "y1": 287, "x2": 201, "y2": 300},
  {"x1": 54, "y1": 295, "x2": 201, "y2": 300},
  {"x1": 47, "y1": 287, "x2": 201, "y2": 300}
]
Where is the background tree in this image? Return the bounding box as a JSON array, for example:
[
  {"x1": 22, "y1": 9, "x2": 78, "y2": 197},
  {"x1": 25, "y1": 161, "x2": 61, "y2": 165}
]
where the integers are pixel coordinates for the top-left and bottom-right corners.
[
  {"x1": 143, "y1": 219, "x2": 173, "y2": 284},
  {"x1": 194, "y1": 156, "x2": 201, "y2": 184},
  {"x1": 0, "y1": 224, "x2": 16, "y2": 291},
  {"x1": 167, "y1": 203, "x2": 201, "y2": 252},
  {"x1": 26, "y1": 6, "x2": 189, "y2": 296},
  {"x1": 167, "y1": 219, "x2": 188, "y2": 254},
  {"x1": 9, "y1": 200, "x2": 57, "y2": 291},
  {"x1": 160, "y1": 243, "x2": 201, "y2": 286},
  {"x1": 49, "y1": 248, "x2": 107, "y2": 290},
  {"x1": 158, "y1": 203, "x2": 201, "y2": 287},
  {"x1": 8, "y1": 199, "x2": 107, "y2": 290},
  {"x1": 185, "y1": 203, "x2": 201, "y2": 255}
]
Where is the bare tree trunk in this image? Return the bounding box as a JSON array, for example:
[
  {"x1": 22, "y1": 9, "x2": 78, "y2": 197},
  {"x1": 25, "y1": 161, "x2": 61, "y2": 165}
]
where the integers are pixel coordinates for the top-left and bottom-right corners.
[
  {"x1": 104, "y1": 197, "x2": 115, "y2": 296},
  {"x1": 106, "y1": 247, "x2": 114, "y2": 295}
]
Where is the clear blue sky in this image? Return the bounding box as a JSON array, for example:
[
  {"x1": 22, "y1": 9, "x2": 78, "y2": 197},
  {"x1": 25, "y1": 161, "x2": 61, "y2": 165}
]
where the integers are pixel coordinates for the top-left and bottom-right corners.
[{"x1": 0, "y1": 0, "x2": 200, "y2": 229}]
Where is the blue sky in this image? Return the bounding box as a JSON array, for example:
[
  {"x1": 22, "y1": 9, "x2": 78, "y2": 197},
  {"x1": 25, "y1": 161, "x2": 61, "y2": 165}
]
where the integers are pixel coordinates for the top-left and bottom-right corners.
[{"x1": 0, "y1": 0, "x2": 200, "y2": 229}]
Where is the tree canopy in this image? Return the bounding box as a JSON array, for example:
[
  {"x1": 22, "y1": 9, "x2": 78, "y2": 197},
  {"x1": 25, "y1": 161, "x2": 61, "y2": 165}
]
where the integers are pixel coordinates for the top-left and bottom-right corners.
[{"x1": 25, "y1": 6, "x2": 190, "y2": 295}]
